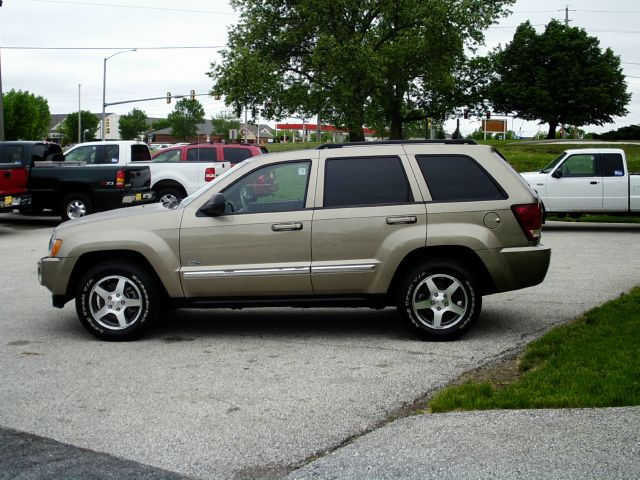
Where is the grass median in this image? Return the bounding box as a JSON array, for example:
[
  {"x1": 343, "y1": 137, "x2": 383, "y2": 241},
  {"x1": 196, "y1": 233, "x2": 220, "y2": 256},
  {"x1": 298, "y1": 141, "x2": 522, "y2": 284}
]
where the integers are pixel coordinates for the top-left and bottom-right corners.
[{"x1": 427, "y1": 287, "x2": 640, "y2": 413}]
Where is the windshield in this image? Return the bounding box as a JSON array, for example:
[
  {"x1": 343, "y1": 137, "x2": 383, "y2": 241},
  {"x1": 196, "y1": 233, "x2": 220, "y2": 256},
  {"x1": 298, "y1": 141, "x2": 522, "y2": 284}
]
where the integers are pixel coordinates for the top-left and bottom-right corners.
[
  {"x1": 540, "y1": 153, "x2": 566, "y2": 174},
  {"x1": 179, "y1": 160, "x2": 252, "y2": 207}
]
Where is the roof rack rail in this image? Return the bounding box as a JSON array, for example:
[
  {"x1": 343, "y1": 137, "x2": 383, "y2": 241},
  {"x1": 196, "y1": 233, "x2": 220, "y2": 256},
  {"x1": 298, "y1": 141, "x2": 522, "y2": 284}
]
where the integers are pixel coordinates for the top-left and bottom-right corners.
[{"x1": 317, "y1": 139, "x2": 477, "y2": 149}]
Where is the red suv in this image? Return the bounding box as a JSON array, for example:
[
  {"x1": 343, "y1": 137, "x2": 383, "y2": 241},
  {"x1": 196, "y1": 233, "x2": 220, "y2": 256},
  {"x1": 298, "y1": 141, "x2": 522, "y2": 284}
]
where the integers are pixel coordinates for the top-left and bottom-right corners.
[{"x1": 151, "y1": 142, "x2": 268, "y2": 165}]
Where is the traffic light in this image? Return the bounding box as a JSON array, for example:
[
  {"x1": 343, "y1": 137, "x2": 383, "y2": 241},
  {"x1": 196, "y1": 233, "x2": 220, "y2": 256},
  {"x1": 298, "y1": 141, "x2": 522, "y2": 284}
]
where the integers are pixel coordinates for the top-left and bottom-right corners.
[
  {"x1": 166, "y1": 91, "x2": 172, "y2": 104},
  {"x1": 486, "y1": 111, "x2": 491, "y2": 119},
  {"x1": 463, "y1": 109, "x2": 469, "y2": 119},
  {"x1": 105, "y1": 118, "x2": 110, "y2": 134},
  {"x1": 190, "y1": 89, "x2": 196, "y2": 101}
]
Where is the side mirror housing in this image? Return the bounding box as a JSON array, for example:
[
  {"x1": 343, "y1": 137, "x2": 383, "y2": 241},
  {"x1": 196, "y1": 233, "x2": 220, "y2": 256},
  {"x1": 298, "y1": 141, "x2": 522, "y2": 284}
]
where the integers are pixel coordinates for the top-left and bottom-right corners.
[
  {"x1": 197, "y1": 193, "x2": 226, "y2": 216},
  {"x1": 551, "y1": 169, "x2": 563, "y2": 179}
]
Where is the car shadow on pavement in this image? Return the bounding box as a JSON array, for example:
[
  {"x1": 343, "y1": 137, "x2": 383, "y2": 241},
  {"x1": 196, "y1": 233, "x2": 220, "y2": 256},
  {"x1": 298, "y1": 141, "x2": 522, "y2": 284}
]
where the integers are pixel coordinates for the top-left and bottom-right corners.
[{"x1": 148, "y1": 307, "x2": 412, "y2": 342}]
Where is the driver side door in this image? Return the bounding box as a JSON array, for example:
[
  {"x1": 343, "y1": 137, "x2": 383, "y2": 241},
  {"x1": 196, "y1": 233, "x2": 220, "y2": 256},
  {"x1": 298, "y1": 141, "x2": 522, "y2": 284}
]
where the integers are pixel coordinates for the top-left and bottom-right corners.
[{"x1": 179, "y1": 159, "x2": 316, "y2": 298}]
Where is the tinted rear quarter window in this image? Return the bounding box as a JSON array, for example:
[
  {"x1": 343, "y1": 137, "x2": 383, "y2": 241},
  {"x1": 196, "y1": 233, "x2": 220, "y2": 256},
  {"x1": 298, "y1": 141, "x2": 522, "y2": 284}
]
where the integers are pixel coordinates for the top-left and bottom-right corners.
[
  {"x1": 131, "y1": 144, "x2": 151, "y2": 161},
  {"x1": 602, "y1": 153, "x2": 624, "y2": 177},
  {"x1": 417, "y1": 155, "x2": 506, "y2": 202},
  {"x1": 324, "y1": 156, "x2": 413, "y2": 208},
  {"x1": 1, "y1": 145, "x2": 24, "y2": 164},
  {"x1": 187, "y1": 147, "x2": 217, "y2": 162},
  {"x1": 223, "y1": 147, "x2": 254, "y2": 164}
]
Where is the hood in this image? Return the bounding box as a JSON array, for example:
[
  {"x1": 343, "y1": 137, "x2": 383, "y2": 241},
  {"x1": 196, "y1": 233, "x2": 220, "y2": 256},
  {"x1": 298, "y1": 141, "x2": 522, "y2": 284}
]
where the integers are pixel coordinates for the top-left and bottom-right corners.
[
  {"x1": 520, "y1": 171, "x2": 548, "y2": 185},
  {"x1": 56, "y1": 202, "x2": 180, "y2": 233}
]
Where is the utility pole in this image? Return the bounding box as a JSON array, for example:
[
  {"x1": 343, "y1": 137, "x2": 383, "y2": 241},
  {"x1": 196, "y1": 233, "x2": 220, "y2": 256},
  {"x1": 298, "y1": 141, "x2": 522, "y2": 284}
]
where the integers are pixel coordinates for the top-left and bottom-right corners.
[
  {"x1": 78, "y1": 84, "x2": 82, "y2": 144},
  {"x1": 0, "y1": 0, "x2": 5, "y2": 141},
  {"x1": 564, "y1": 5, "x2": 572, "y2": 26}
]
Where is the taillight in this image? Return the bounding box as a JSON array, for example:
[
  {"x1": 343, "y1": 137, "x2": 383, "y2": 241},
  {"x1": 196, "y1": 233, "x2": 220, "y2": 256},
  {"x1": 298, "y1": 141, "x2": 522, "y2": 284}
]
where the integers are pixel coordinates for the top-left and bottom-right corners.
[
  {"x1": 511, "y1": 203, "x2": 542, "y2": 242},
  {"x1": 115, "y1": 169, "x2": 125, "y2": 189},
  {"x1": 205, "y1": 168, "x2": 216, "y2": 182}
]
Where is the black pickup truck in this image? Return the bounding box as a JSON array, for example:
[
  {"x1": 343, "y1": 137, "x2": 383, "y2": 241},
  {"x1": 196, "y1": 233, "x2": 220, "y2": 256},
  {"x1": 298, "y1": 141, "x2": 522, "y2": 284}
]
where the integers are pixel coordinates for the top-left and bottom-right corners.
[{"x1": 0, "y1": 141, "x2": 153, "y2": 221}]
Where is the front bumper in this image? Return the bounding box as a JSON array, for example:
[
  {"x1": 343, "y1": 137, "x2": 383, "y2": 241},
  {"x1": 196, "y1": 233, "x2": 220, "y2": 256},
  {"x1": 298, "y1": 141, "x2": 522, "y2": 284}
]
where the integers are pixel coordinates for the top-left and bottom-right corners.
[{"x1": 38, "y1": 256, "x2": 75, "y2": 308}]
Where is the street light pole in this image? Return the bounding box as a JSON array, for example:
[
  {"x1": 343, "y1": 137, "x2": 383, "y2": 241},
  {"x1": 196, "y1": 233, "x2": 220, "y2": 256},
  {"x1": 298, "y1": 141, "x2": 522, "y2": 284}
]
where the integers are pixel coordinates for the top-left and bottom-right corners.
[{"x1": 101, "y1": 48, "x2": 136, "y2": 140}]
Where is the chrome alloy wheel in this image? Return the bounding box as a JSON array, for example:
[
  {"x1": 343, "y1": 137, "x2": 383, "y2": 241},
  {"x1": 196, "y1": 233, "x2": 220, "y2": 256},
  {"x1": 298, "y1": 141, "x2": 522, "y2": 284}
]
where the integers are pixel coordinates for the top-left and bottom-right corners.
[
  {"x1": 88, "y1": 275, "x2": 144, "y2": 330},
  {"x1": 66, "y1": 200, "x2": 88, "y2": 219},
  {"x1": 411, "y1": 273, "x2": 469, "y2": 329}
]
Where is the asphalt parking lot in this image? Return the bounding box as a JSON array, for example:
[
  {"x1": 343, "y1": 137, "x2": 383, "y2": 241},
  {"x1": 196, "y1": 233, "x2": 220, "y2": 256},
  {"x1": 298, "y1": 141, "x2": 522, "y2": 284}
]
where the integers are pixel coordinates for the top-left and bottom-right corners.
[{"x1": 1, "y1": 211, "x2": 639, "y2": 479}]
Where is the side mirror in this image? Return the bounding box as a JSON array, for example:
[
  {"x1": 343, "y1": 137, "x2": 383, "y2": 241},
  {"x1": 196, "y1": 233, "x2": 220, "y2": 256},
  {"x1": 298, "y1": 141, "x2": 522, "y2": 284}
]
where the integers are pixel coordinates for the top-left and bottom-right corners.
[
  {"x1": 551, "y1": 169, "x2": 563, "y2": 179},
  {"x1": 197, "y1": 193, "x2": 227, "y2": 217}
]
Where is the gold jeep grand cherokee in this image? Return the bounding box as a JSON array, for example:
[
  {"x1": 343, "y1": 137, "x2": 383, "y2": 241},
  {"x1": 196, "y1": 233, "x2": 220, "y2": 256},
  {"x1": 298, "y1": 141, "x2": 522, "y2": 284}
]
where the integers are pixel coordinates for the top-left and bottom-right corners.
[{"x1": 38, "y1": 140, "x2": 551, "y2": 341}]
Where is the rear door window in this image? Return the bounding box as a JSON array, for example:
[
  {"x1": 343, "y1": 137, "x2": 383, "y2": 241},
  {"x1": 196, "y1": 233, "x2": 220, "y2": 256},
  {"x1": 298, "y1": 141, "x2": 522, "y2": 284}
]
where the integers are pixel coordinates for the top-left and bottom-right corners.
[
  {"x1": 186, "y1": 147, "x2": 217, "y2": 162},
  {"x1": 601, "y1": 153, "x2": 625, "y2": 177},
  {"x1": 223, "y1": 147, "x2": 254, "y2": 164},
  {"x1": 323, "y1": 156, "x2": 413, "y2": 208},
  {"x1": 416, "y1": 155, "x2": 506, "y2": 202}
]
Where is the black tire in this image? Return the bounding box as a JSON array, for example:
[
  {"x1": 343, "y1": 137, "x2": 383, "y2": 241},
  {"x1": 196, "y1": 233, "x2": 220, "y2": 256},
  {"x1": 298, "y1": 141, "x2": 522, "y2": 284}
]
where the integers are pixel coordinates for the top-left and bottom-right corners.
[
  {"x1": 75, "y1": 261, "x2": 160, "y2": 341},
  {"x1": 397, "y1": 261, "x2": 481, "y2": 341},
  {"x1": 156, "y1": 187, "x2": 185, "y2": 205},
  {"x1": 61, "y1": 193, "x2": 93, "y2": 221}
]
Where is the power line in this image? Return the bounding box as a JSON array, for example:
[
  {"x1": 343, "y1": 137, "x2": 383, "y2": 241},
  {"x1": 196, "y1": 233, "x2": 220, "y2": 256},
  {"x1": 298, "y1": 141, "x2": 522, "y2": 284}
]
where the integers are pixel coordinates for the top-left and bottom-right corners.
[
  {"x1": 31, "y1": 0, "x2": 235, "y2": 14},
  {"x1": 1, "y1": 45, "x2": 226, "y2": 51}
]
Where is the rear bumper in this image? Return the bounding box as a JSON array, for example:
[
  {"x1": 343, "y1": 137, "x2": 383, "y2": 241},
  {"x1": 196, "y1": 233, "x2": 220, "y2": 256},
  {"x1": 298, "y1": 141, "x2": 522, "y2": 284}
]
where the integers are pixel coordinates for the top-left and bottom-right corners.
[
  {"x1": 122, "y1": 190, "x2": 155, "y2": 205},
  {"x1": 479, "y1": 244, "x2": 551, "y2": 293},
  {"x1": 0, "y1": 193, "x2": 31, "y2": 211}
]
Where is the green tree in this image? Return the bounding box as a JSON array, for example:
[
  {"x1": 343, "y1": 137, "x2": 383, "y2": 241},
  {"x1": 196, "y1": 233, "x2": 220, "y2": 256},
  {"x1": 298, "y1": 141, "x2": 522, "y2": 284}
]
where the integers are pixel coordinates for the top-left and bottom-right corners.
[
  {"x1": 118, "y1": 108, "x2": 148, "y2": 140},
  {"x1": 211, "y1": 111, "x2": 241, "y2": 141},
  {"x1": 167, "y1": 98, "x2": 205, "y2": 140},
  {"x1": 151, "y1": 118, "x2": 171, "y2": 131},
  {"x1": 3, "y1": 89, "x2": 50, "y2": 140},
  {"x1": 209, "y1": 0, "x2": 513, "y2": 141},
  {"x1": 488, "y1": 20, "x2": 630, "y2": 139},
  {"x1": 61, "y1": 111, "x2": 99, "y2": 144}
]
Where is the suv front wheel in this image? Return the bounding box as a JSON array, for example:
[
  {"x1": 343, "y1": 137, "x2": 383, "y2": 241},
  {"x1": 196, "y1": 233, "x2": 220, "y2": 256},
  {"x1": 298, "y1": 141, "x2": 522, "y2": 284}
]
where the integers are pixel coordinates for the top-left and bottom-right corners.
[
  {"x1": 397, "y1": 261, "x2": 481, "y2": 341},
  {"x1": 75, "y1": 261, "x2": 159, "y2": 341}
]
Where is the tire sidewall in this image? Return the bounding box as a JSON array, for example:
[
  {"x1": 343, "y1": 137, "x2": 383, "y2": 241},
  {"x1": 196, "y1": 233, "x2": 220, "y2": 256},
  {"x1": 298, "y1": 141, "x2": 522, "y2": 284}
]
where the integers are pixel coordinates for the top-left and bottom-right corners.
[
  {"x1": 400, "y1": 263, "x2": 480, "y2": 340},
  {"x1": 76, "y1": 263, "x2": 155, "y2": 341}
]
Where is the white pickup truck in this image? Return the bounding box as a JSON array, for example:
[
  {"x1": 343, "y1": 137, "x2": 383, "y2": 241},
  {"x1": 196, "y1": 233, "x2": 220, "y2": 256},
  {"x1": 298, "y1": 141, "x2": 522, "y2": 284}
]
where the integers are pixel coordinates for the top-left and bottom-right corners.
[
  {"x1": 521, "y1": 148, "x2": 640, "y2": 215},
  {"x1": 63, "y1": 141, "x2": 233, "y2": 204}
]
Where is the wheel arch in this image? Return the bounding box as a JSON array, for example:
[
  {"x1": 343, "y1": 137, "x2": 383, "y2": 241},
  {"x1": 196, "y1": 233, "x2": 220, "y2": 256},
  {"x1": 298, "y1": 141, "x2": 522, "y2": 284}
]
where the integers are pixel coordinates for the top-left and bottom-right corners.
[
  {"x1": 387, "y1": 245, "x2": 497, "y2": 300},
  {"x1": 152, "y1": 180, "x2": 187, "y2": 197},
  {"x1": 66, "y1": 250, "x2": 169, "y2": 302}
]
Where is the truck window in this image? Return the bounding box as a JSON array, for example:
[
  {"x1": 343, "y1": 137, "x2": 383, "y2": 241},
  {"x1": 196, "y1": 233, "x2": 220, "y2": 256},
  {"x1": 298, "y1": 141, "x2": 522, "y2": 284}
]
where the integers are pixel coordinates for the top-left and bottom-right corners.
[
  {"x1": 324, "y1": 156, "x2": 413, "y2": 208},
  {"x1": 1, "y1": 145, "x2": 24, "y2": 164},
  {"x1": 66, "y1": 146, "x2": 98, "y2": 164},
  {"x1": 416, "y1": 155, "x2": 506, "y2": 202},
  {"x1": 602, "y1": 153, "x2": 625, "y2": 177},
  {"x1": 102, "y1": 145, "x2": 120, "y2": 164},
  {"x1": 560, "y1": 154, "x2": 595, "y2": 177},
  {"x1": 131, "y1": 145, "x2": 151, "y2": 161}
]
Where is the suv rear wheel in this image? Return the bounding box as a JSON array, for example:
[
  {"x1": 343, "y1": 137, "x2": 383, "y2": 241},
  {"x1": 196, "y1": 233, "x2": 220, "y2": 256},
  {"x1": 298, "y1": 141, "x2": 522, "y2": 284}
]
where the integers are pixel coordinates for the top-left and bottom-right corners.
[
  {"x1": 397, "y1": 261, "x2": 481, "y2": 341},
  {"x1": 75, "y1": 261, "x2": 160, "y2": 341}
]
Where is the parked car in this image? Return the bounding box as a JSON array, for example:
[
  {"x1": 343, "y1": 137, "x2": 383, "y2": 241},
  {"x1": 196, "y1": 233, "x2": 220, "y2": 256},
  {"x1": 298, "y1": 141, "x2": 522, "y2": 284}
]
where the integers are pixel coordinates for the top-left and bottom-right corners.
[
  {"x1": 0, "y1": 141, "x2": 153, "y2": 221},
  {"x1": 38, "y1": 140, "x2": 550, "y2": 341},
  {"x1": 520, "y1": 148, "x2": 640, "y2": 216},
  {"x1": 152, "y1": 142, "x2": 268, "y2": 166}
]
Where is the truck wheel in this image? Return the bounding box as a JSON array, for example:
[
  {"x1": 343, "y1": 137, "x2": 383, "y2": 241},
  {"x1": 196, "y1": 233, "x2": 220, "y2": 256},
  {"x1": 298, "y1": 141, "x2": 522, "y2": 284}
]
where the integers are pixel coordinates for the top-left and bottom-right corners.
[
  {"x1": 75, "y1": 261, "x2": 160, "y2": 341},
  {"x1": 156, "y1": 187, "x2": 185, "y2": 205},
  {"x1": 397, "y1": 261, "x2": 481, "y2": 341},
  {"x1": 61, "y1": 193, "x2": 92, "y2": 221}
]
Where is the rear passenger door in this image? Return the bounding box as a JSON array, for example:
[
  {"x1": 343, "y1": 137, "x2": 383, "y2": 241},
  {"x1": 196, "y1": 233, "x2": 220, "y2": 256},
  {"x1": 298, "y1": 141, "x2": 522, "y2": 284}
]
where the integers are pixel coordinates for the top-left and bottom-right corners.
[{"x1": 311, "y1": 150, "x2": 427, "y2": 295}]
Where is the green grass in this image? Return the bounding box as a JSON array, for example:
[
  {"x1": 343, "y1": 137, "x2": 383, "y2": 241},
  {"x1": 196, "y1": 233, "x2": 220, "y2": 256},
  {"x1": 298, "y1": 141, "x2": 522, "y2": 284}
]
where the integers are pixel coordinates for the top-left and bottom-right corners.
[{"x1": 428, "y1": 287, "x2": 640, "y2": 413}]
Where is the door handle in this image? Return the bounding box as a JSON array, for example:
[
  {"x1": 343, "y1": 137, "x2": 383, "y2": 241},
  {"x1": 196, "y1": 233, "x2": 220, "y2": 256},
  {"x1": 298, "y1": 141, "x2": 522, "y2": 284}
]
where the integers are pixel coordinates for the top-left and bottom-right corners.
[
  {"x1": 386, "y1": 216, "x2": 417, "y2": 225},
  {"x1": 590, "y1": 181, "x2": 599, "y2": 185},
  {"x1": 271, "y1": 222, "x2": 303, "y2": 231}
]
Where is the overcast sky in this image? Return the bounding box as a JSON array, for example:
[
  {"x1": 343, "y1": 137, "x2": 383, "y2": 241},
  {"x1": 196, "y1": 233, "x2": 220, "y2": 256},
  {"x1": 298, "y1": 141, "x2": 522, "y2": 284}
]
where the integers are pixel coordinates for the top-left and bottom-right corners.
[{"x1": 1, "y1": 0, "x2": 639, "y2": 137}]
